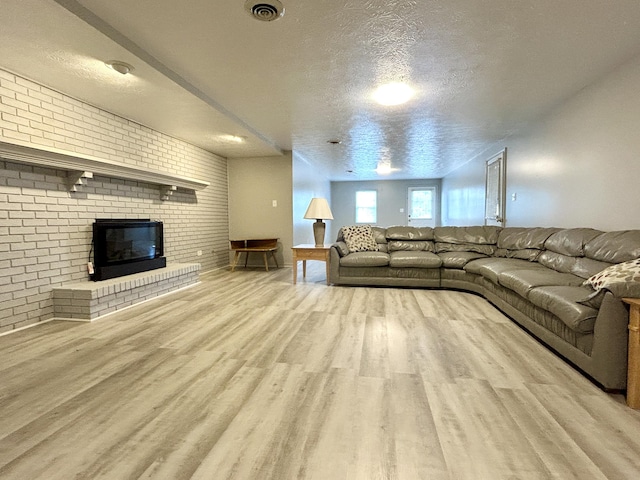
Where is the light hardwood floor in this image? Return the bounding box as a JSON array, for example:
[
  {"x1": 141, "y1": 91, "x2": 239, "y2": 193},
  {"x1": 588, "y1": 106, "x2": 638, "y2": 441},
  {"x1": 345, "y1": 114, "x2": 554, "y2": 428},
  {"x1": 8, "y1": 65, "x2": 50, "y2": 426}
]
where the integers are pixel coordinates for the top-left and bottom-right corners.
[{"x1": 1, "y1": 265, "x2": 640, "y2": 479}]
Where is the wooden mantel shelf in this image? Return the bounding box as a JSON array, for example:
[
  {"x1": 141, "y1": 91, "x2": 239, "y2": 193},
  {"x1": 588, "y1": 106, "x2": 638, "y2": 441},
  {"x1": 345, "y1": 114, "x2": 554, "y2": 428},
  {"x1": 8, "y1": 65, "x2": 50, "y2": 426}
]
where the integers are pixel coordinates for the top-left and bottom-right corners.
[{"x1": 0, "y1": 140, "x2": 210, "y2": 197}]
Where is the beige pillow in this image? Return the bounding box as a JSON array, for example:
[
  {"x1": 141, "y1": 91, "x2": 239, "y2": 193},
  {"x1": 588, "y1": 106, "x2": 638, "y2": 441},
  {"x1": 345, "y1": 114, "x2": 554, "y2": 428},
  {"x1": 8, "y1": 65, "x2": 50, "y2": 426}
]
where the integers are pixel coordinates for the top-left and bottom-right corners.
[
  {"x1": 341, "y1": 225, "x2": 379, "y2": 253},
  {"x1": 583, "y1": 258, "x2": 640, "y2": 298}
]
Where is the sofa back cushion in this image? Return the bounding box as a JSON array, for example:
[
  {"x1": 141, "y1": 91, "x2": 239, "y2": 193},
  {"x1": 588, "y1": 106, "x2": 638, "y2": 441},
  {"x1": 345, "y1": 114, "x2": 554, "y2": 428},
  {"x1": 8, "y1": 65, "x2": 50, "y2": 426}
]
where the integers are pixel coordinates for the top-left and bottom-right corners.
[
  {"x1": 387, "y1": 240, "x2": 434, "y2": 252},
  {"x1": 497, "y1": 227, "x2": 559, "y2": 250},
  {"x1": 544, "y1": 228, "x2": 602, "y2": 257},
  {"x1": 386, "y1": 226, "x2": 434, "y2": 241},
  {"x1": 433, "y1": 226, "x2": 500, "y2": 255},
  {"x1": 434, "y1": 226, "x2": 500, "y2": 245},
  {"x1": 538, "y1": 228, "x2": 611, "y2": 279},
  {"x1": 495, "y1": 227, "x2": 560, "y2": 261},
  {"x1": 371, "y1": 226, "x2": 389, "y2": 252},
  {"x1": 584, "y1": 230, "x2": 640, "y2": 263},
  {"x1": 385, "y1": 226, "x2": 434, "y2": 252}
]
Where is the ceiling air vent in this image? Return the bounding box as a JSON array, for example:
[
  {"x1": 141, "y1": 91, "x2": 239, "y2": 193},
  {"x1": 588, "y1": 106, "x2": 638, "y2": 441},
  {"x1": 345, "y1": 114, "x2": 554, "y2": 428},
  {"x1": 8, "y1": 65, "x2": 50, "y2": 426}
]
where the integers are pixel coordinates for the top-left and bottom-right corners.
[{"x1": 244, "y1": 0, "x2": 284, "y2": 21}]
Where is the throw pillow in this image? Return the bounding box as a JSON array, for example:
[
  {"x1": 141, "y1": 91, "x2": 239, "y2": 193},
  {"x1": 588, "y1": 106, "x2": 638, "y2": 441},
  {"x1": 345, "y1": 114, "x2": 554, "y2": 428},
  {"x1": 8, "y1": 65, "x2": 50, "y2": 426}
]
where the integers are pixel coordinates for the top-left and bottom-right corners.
[
  {"x1": 582, "y1": 258, "x2": 640, "y2": 299},
  {"x1": 341, "y1": 225, "x2": 379, "y2": 253}
]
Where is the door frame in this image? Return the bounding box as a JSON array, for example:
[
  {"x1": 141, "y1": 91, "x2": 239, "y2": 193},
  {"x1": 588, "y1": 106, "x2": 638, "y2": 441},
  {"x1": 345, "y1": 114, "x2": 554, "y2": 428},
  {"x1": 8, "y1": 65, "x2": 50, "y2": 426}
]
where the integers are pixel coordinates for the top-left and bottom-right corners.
[{"x1": 485, "y1": 148, "x2": 507, "y2": 227}]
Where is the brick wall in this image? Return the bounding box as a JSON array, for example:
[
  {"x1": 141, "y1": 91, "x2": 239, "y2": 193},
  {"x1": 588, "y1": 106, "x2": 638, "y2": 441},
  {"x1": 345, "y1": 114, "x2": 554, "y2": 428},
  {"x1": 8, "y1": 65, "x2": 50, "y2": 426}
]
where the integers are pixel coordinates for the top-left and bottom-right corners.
[{"x1": 0, "y1": 67, "x2": 229, "y2": 333}]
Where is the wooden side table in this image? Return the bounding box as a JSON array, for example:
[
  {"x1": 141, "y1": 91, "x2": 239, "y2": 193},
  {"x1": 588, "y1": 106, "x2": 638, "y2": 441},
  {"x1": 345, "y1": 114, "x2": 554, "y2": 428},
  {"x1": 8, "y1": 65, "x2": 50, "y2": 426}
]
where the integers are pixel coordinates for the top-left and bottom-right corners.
[
  {"x1": 292, "y1": 244, "x2": 331, "y2": 285},
  {"x1": 230, "y1": 238, "x2": 278, "y2": 272},
  {"x1": 623, "y1": 298, "x2": 640, "y2": 409}
]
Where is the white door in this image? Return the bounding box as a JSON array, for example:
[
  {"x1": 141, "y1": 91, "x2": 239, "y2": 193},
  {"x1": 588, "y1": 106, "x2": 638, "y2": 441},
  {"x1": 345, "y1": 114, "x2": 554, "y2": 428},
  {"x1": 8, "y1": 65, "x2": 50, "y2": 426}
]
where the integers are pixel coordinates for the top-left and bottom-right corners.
[
  {"x1": 485, "y1": 149, "x2": 507, "y2": 227},
  {"x1": 407, "y1": 187, "x2": 436, "y2": 227}
]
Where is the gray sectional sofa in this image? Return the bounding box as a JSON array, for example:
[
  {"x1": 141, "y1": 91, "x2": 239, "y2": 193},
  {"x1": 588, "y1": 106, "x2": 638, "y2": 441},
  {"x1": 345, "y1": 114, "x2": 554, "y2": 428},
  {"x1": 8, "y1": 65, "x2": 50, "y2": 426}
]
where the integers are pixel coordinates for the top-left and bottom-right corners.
[{"x1": 329, "y1": 225, "x2": 640, "y2": 391}]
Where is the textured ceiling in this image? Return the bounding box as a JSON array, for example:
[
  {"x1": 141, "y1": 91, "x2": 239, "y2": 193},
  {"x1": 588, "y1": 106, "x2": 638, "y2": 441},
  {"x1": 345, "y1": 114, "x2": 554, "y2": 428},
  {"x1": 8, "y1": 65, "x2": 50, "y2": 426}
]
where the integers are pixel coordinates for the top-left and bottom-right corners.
[{"x1": 2, "y1": 0, "x2": 640, "y2": 180}]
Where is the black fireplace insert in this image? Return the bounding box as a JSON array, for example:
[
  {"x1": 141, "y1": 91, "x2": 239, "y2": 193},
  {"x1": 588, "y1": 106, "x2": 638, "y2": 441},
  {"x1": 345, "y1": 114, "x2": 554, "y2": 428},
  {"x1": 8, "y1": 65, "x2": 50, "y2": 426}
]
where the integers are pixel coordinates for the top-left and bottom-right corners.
[{"x1": 92, "y1": 219, "x2": 166, "y2": 281}]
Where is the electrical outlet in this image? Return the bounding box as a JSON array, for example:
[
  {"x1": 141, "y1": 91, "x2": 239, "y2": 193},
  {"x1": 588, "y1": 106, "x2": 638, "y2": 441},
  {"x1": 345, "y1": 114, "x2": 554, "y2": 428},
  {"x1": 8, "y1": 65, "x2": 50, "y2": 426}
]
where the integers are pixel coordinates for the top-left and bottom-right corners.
[
  {"x1": 272, "y1": 200, "x2": 277, "y2": 207},
  {"x1": 197, "y1": 250, "x2": 202, "y2": 256}
]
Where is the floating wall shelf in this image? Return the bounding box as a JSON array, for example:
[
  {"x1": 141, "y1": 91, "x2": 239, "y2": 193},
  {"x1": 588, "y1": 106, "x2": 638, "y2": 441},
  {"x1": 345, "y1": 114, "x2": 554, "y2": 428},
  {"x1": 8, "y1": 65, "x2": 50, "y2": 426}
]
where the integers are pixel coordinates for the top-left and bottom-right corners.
[{"x1": 0, "y1": 140, "x2": 209, "y2": 199}]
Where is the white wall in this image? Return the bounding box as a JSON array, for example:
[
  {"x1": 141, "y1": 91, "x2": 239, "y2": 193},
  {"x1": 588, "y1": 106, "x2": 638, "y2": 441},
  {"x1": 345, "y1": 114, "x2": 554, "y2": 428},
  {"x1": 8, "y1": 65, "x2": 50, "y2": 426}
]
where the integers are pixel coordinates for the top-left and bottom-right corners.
[
  {"x1": 442, "y1": 52, "x2": 640, "y2": 230},
  {"x1": 292, "y1": 151, "x2": 332, "y2": 246},
  {"x1": 228, "y1": 153, "x2": 293, "y2": 266},
  {"x1": 331, "y1": 179, "x2": 442, "y2": 239},
  {"x1": 440, "y1": 158, "x2": 487, "y2": 226}
]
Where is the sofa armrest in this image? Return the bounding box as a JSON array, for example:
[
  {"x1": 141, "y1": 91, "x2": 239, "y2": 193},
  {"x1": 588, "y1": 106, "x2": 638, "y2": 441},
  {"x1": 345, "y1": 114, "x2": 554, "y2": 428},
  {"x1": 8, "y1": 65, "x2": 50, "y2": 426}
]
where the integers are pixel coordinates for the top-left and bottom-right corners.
[
  {"x1": 589, "y1": 292, "x2": 630, "y2": 389},
  {"x1": 332, "y1": 241, "x2": 349, "y2": 257},
  {"x1": 329, "y1": 245, "x2": 344, "y2": 284}
]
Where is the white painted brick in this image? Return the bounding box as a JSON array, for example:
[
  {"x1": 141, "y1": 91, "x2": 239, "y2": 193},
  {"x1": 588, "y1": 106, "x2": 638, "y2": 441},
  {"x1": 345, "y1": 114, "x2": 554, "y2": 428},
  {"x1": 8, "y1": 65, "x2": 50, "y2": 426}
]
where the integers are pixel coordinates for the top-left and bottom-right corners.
[
  {"x1": 15, "y1": 76, "x2": 39, "y2": 89},
  {"x1": 21, "y1": 203, "x2": 47, "y2": 211},
  {"x1": 3, "y1": 296, "x2": 27, "y2": 308},
  {"x1": 16, "y1": 92, "x2": 41, "y2": 108},
  {"x1": 11, "y1": 256, "x2": 37, "y2": 267},
  {"x1": 2, "y1": 129, "x2": 31, "y2": 142},
  {"x1": 29, "y1": 120, "x2": 55, "y2": 133},
  {"x1": 0, "y1": 85, "x2": 17, "y2": 99},
  {"x1": 2, "y1": 110, "x2": 29, "y2": 126},
  {"x1": 9, "y1": 226, "x2": 36, "y2": 235},
  {"x1": 28, "y1": 89, "x2": 55, "y2": 104},
  {"x1": 43, "y1": 116, "x2": 66, "y2": 129},
  {"x1": 8, "y1": 210, "x2": 35, "y2": 219},
  {"x1": 18, "y1": 125, "x2": 44, "y2": 138},
  {"x1": 4, "y1": 265, "x2": 26, "y2": 276},
  {"x1": 37, "y1": 268, "x2": 61, "y2": 279},
  {"x1": 38, "y1": 255, "x2": 61, "y2": 265},
  {"x1": 0, "y1": 69, "x2": 16, "y2": 81},
  {"x1": 52, "y1": 111, "x2": 77, "y2": 125},
  {"x1": 0, "y1": 118, "x2": 19, "y2": 131},
  {"x1": 43, "y1": 131, "x2": 66, "y2": 142},
  {"x1": 26, "y1": 278, "x2": 50, "y2": 289},
  {"x1": 9, "y1": 239, "x2": 37, "y2": 251},
  {"x1": 11, "y1": 273, "x2": 38, "y2": 285}
]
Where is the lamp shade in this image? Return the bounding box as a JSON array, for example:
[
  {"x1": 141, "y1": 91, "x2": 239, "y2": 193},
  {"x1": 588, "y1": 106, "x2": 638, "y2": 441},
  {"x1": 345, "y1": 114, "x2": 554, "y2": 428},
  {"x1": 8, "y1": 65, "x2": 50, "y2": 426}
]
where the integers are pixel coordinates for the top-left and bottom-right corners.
[{"x1": 303, "y1": 198, "x2": 334, "y2": 220}]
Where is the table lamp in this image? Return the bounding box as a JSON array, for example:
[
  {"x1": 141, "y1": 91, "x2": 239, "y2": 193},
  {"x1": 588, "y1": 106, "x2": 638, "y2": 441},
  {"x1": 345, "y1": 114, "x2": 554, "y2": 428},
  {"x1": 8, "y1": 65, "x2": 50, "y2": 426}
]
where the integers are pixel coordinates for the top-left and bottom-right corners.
[{"x1": 304, "y1": 198, "x2": 334, "y2": 247}]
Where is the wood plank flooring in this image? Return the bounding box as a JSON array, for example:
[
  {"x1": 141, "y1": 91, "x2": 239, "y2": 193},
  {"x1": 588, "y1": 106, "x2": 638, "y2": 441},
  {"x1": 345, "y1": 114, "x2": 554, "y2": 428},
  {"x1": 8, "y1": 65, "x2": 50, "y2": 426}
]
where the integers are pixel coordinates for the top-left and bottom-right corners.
[{"x1": 1, "y1": 264, "x2": 640, "y2": 479}]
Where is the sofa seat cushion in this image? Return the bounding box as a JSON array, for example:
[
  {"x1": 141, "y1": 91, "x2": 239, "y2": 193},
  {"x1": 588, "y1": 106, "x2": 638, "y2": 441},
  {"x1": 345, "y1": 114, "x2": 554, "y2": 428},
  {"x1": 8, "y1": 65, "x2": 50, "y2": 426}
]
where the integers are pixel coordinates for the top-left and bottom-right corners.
[
  {"x1": 527, "y1": 286, "x2": 599, "y2": 333},
  {"x1": 498, "y1": 269, "x2": 584, "y2": 299},
  {"x1": 438, "y1": 251, "x2": 488, "y2": 269},
  {"x1": 464, "y1": 258, "x2": 546, "y2": 284},
  {"x1": 389, "y1": 251, "x2": 442, "y2": 268},
  {"x1": 340, "y1": 251, "x2": 390, "y2": 267}
]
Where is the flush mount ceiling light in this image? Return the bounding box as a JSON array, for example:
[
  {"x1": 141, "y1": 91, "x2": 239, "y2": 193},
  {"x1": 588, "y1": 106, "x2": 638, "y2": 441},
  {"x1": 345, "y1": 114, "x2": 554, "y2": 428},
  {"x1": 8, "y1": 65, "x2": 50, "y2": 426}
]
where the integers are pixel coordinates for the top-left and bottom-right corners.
[
  {"x1": 217, "y1": 134, "x2": 247, "y2": 143},
  {"x1": 375, "y1": 161, "x2": 393, "y2": 175},
  {"x1": 373, "y1": 82, "x2": 414, "y2": 106},
  {"x1": 244, "y1": 0, "x2": 285, "y2": 21},
  {"x1": 105, "y1": 60, "x2": 134, "y2": 75}
]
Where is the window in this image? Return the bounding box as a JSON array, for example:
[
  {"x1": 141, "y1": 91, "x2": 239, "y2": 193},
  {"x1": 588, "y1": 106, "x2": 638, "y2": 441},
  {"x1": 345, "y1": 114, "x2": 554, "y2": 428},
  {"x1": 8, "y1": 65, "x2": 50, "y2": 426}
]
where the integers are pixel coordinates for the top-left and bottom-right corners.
[{"x1": 355, "y1": 190, "x2": 377, "y2": 223}]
